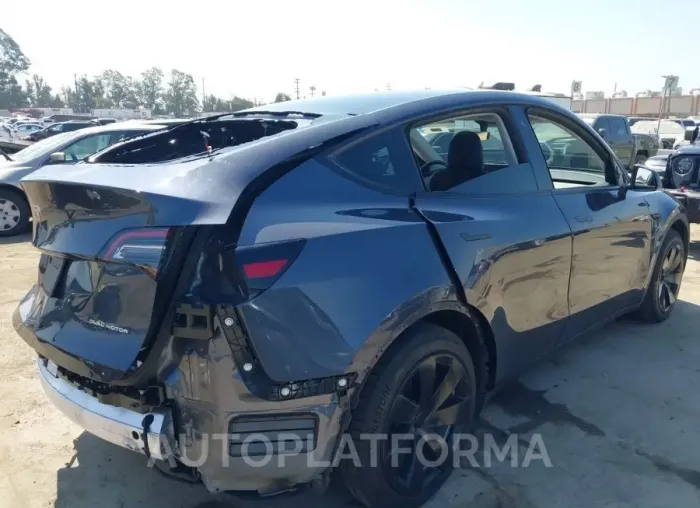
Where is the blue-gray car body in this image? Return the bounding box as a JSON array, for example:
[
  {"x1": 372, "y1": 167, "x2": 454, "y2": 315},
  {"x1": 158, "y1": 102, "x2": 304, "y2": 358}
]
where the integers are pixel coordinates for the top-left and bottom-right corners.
[{"x1": 12, "y1": 90, "x2": 688, "y2": 496}]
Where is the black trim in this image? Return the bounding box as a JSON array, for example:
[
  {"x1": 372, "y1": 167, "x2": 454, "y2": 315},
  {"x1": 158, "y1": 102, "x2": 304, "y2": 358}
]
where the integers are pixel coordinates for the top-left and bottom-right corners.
[{"x1": 218, "y1": 305, "x2": 357, "y2": 401}]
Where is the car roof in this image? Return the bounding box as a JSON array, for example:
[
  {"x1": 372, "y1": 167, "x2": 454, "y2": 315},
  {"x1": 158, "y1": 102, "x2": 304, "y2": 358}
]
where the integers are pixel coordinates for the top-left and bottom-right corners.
[
  {"x1": 578, "y1": 113, "x2": 626, "y2": 118},
  {"x1": 241, "y1": 89, "x2": 573, "y2": 119}
]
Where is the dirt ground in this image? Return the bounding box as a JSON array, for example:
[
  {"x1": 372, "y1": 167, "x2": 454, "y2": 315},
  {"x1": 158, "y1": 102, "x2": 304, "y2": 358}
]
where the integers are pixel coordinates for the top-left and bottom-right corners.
[{"x1": 1, "y1": 229, "x2": 699, "y2": 508}]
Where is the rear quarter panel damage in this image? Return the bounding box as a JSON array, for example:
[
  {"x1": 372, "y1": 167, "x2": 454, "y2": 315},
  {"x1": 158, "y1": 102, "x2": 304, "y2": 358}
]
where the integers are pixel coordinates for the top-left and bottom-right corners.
[{"x1": 236, "y1": 158, "x2": 456, "y2": 383}]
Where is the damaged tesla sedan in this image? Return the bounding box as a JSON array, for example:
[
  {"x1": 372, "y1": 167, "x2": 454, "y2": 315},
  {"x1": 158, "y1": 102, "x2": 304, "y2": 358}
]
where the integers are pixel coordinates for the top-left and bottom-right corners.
[{"x1": 13, "y1": 90, "x2": 688, "y2": 508}]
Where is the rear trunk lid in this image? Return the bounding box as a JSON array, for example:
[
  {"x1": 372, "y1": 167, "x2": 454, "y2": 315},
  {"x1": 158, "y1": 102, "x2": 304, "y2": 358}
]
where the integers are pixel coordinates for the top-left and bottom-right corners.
[{"x1": 14, "y1": 113, "x2": 376, "y2": 384}]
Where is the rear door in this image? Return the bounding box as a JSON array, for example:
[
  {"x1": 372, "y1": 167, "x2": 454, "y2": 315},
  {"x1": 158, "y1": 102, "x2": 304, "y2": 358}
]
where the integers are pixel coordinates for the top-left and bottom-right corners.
[
  {"x1": 525, "y1": 109, "x2": 654, "y2": 341},
  {"x1": 409, "y1": 107, "x2": 573, "y2": 382}
]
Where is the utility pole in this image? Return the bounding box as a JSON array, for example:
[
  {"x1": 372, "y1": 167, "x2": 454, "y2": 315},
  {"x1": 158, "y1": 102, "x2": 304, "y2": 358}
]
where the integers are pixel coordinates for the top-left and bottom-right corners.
[
  {"x1": 294, "y1": 78, "x2": 301, "y2": 100},
  {"x1": 657, "y1": 75, "x2": 679, "y2": 135},
  {"x1": 309, "y1": 85, "x2": 316, "y2": 98},
  {"x1": 73, "y1": 74, "x2": 79, "y2": 113},
  {"x1": 386, "y1": 83, "x2": 392, "y2": 91},
  {"x1": 202, "y1": 77, "x2": 206, "y2": 113}
]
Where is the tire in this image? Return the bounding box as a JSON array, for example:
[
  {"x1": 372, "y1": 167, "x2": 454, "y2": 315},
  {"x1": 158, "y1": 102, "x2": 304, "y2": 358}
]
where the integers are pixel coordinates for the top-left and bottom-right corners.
[
  {"x1": 638, "y1": 229, "x2": 685, "y2": 322},
  {"x1": 0, "y1": 189, "x2": 30, "y2": 237},
  {"x1": 341, "y1": 322, "x2": 478, "y2": 508}
]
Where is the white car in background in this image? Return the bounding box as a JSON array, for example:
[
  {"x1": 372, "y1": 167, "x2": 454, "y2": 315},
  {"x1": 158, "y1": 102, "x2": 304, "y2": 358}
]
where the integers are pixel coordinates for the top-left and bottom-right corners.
[{"x1": 631, "y1": 119, "x2": 686, "y2": 149}]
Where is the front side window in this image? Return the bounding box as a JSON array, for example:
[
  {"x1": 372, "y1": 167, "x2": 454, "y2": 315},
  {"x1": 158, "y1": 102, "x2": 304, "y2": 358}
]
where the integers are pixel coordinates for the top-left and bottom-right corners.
[
  {"x1": 528, "y1": 114, "x2": 611, "y2": 188},
  {"x1": 48, "y1": 124, "x2": 63, "y2": 133},
  {"x1": 409, "y1": 112, "x2": 517, "y2": 191},
  {"x1": 62, "y1": 134, "x2": 113, "y2": 161}
]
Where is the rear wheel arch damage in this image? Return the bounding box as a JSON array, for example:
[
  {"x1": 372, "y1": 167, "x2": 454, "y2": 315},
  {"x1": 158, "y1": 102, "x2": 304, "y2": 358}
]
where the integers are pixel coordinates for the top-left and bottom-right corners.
[{"x1": 351, "y1": 304, "x2": 497, "y2": 415}]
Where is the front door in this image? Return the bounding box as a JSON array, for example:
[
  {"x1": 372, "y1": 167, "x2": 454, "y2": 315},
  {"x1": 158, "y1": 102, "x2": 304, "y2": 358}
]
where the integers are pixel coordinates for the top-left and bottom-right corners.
[
  {"x1": 526, "y1": 112, "x2": 654, "y2": 340},
  {"x1": 409, "y1": 108, "x2": 573, "y2": 383}
]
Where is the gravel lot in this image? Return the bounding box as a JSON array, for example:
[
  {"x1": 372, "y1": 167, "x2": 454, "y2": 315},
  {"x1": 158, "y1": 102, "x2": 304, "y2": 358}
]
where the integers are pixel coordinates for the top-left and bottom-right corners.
[{"x1": 1, "y1": 230, "x2": 699, "y2": 508}]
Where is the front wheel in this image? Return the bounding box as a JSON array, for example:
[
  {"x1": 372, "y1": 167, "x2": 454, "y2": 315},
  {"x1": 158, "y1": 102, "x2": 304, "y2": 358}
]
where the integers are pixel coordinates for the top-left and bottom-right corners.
[
  {"x1": 638, "y1": 229, "x2": 685, "y2": 322},
  {"x1": 341, "y1": 323, "x2": 477, "y2": 508},
  {"x1": 0, "y1": 189, "x2": 30, "y2": 237}
]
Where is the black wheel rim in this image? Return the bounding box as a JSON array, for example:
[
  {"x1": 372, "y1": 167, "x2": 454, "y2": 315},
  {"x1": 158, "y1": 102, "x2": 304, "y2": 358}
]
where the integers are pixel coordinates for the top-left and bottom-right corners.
[
  {"x1": 659, "y1": 242, "x2": 683, "y2": 313},
  {"x1": 382, "y1": 353, "x2": 472, "y2": 495}
]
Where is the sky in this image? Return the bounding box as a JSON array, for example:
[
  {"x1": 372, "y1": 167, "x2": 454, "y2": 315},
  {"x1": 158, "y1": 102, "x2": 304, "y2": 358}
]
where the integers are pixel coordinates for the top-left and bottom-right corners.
[{"x1": 4, "y1": 0, "x2": 699, "y2": 104}]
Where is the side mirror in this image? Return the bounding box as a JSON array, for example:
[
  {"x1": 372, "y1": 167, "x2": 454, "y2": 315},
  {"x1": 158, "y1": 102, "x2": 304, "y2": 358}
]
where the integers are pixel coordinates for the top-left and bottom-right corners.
[
  {"x1": 630, "y1": 163, "x2": 660, "y2": 190},
  {"x1": 49, "y1": 152, "x2": 66, "y2": 164},
  {"x1": 597, "y1": 128, "x2": 607, "y2": 138}
]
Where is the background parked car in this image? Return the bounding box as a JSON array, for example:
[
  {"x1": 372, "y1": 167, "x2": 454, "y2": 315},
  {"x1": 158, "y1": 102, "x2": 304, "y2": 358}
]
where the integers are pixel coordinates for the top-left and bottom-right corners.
[
  {"x1": 578, "y1": 113, "x2": 657, "y2": 165},
  {"x1": 632, "y1": 119, "x2": 686, "y2": 149},
  {"x1": 0, "y1": 121, "x2": 168, "y2": 236},
  {"x1": 24, "y1": 120, "x2": 97, "y2": 142}
]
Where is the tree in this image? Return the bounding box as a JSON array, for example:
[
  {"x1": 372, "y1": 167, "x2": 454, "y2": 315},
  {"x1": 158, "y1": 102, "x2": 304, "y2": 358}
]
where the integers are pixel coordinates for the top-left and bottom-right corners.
[
  {"x1": 73, "y1": 75, "x2": 98, "y2": 113},
  {"x1": 60, "y1": 86, "x2": 75, "y2": 109},
  {"x1": 274, "y1": 93, "x2": 291, "y2": 103},
  {"x1": 229, "y1": 95, "x2": 254, "y2": 111},
  {"x1": 100, "y1": 70, "x2": 130, "y2": 108},
  {"x1": 165, "y1": 69, "x2": 199, "y2": 117},
  {"x1": 138, "y1": 67, "x2": 165, "y2": 114},
  {"x1": 0, "y1": 29, "x2": 30, "y2": 75},
  {"x1": 49, "y1": 93, "x2": 64, "y2": 108},
  {"x1": 24, "y1": 74, "x2": 53, "y2": 107},
  {"x1": 0, "y1": 29, "x2": 30, "y2": 109}
]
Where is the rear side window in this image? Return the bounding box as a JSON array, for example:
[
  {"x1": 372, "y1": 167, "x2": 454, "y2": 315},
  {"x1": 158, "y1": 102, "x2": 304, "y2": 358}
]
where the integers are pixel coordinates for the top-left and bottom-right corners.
[{"x1": 330, "y1": 128, "x2": 421, "y2": 194}]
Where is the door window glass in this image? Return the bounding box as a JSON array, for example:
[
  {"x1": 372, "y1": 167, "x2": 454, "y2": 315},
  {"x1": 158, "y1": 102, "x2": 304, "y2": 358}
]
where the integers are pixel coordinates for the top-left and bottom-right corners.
[
  {"x1": 610, "y1": 117, "x2": 628, "y2": 138},
  {"x1": 528, "y1": 114, "x2": 611, "y2": 188},
  {"x1": 62, "y1": 134, "x2": 113, "y2": 161},
  {"x1": 409, "y1": 112, "x2": 518, "y2": 191}
]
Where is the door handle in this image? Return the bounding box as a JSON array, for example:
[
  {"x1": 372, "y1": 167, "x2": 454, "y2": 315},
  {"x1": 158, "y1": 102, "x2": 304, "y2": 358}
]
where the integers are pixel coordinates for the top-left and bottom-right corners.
[{"x1": 574, "y1": 215, "x2": 593, "y2": 223}]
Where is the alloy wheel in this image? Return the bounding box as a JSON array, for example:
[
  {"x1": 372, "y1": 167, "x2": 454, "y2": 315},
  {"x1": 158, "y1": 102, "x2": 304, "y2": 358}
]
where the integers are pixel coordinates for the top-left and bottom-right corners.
[
  {"x1": 658, "y1": 243, "x2": 683, "y2": 313},
  {"x1": 0, "y1": 198, "x2": 21, "y2": 232},
  {"x1": 383, "y1": 353, "x2": 472, "y2": 494}
]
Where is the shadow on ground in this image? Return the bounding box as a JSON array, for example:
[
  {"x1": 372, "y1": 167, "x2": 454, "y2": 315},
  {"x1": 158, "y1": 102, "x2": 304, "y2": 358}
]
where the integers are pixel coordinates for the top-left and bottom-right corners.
[
  {"x1": 0, "y1": 231, "x2": 31, "y2": 245},
  {"x1": 53, "y1": 299, "x2": 700, "y2": 508}
]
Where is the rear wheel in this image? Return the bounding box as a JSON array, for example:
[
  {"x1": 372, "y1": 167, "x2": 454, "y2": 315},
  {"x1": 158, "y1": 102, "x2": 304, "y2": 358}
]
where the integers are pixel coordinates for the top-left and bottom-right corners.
[
  {"x1": 0, "y1": 189, "x2": 29, "y2": 237},
  {"x1": 341, "y1": 323, "x2": 477, "y2": 508},
  {"x1": 638, "y1": 229, "x2": 685, "y2": 322}
]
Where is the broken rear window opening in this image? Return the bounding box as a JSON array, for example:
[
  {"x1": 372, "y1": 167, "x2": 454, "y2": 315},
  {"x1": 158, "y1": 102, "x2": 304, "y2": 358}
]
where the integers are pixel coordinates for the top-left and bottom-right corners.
[{"x1": 88, "y1": 118, "x2": 300, "y2": 164}]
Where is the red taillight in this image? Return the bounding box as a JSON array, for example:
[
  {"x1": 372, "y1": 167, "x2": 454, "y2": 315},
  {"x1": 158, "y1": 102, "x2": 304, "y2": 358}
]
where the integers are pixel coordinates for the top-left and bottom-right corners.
[
  {"x1": 243, "y1": 259, "x2": 288, "y2": 279},
  {"x1": 101, "y1": 228, "x2": 171, "y2": 277},
  {"x1": 235, "y1": 239, "x2": 305, "y2": 296}
]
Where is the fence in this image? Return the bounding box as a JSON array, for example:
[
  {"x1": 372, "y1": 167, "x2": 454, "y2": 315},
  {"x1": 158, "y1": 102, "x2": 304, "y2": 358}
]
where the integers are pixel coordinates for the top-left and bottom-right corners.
[{"x1": 572, "y1": 95, "x2": 700, "y2": 117}]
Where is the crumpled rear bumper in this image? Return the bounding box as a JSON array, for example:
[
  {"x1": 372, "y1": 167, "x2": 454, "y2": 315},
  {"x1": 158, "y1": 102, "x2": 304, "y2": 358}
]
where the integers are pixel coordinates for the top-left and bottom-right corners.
[{"x1": 36, "y1": 356, "x2": 175, "y2": 460}]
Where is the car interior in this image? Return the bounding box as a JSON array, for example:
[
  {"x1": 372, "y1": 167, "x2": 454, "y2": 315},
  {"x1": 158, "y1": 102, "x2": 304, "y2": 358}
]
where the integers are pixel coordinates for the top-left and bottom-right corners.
[
  {"x1": 410, "y1": 113, "x2": 517, "y2": 191},
  {"x1": 90, "y1": 118, "x2": 299, "y2": 164}
]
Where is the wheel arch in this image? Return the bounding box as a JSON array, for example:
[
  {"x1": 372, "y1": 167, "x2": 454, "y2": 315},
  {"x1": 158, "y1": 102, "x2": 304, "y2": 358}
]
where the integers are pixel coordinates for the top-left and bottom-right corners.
[
  {"x1": 352, "y1": 295, "x2": 498, "y2": 410},
  {"x1": 0, "y1": 183, "x2": 28, "y2": 201},
  {"x1": 670, "y1": 218, "x2": 689, "y2": 258}
]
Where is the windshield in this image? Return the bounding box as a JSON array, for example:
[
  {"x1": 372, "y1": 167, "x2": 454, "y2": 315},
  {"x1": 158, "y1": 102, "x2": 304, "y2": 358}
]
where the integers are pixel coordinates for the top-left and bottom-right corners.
[{"x1": 9, "y1": 131, "x2": 78, "y2": 162}]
